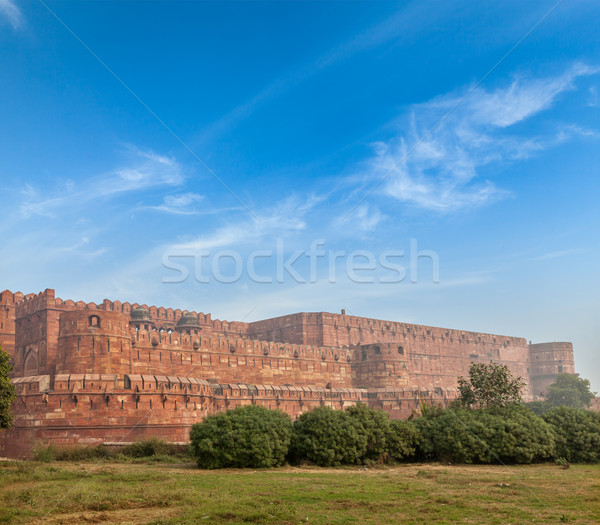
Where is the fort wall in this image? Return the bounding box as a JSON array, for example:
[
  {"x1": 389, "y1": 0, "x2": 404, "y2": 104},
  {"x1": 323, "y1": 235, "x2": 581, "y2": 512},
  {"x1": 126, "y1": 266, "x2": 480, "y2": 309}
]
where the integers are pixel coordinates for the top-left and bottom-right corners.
[
  {"x1": 249, "y1": 311, "x2": 532, "y2": 395},
  {"x1": 0, "y1": 374, "x2": 366, "y2": 458},
  {"x1": 51, "y1": 309, "x2": 355, "y2": 387},
  {"x1": 0, "y1": 288, "x2": 576, "y2": 457}
]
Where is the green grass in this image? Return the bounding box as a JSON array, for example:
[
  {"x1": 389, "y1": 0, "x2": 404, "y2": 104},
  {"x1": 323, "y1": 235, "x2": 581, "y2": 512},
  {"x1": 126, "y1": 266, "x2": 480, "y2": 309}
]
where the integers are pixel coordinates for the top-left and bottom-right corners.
[{"x1": 0, "y1": 461, "x2": 598, "y2": 524}]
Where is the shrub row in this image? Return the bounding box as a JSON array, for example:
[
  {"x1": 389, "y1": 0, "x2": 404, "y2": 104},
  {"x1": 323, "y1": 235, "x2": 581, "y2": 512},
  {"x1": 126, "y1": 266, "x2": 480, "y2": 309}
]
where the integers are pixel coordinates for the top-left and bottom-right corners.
[
  {"x1": 190, "y1": 404, "x2": 420, "y2": 468},
  {"x1": 31, "y1": 404, "x2": 600, "y2": 467},
  {"x1": 543, "y1": 406, "x2": 600, "y2": 463},
  {"x1": 190, "y1": 403, "x2": 600, "y2": 468},
  {"x1": 414, "y1": 404, "x2": 556, "y2": 464}
]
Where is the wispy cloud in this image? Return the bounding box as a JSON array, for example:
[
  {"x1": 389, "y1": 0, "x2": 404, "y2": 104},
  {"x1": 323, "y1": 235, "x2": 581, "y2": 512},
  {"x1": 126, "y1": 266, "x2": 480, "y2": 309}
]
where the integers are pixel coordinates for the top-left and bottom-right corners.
[
  {"x1": 334, "y1": 204, "x2": 383, "y2": 234},
  {"x1": 107, "y1": 149, "x2": 184, "y2": 194},
  {"x1": 354, "y1": 63, "x2": 599, "y2": 213},
  {"x1": 164, "y1": 194, "x2": 319, "y2": 254},
  {"x1": 148, "y1": 192, "x2": 205, "y2": 215},
  {"x1": 464, "y1": 63, "x2": 599, "y2": 128},
  {"x1": 18, "y1": 148, "x2": 185, "y2": 219},
  {"x1": 51, "y1": 236, "x2": 108, "y2": 260},
  {"x1": 0, "y1": 0, "x2": 23, "y2": 29},
  {"x1": 531, "y1": 248, "x2": 585, "y2": 261}
]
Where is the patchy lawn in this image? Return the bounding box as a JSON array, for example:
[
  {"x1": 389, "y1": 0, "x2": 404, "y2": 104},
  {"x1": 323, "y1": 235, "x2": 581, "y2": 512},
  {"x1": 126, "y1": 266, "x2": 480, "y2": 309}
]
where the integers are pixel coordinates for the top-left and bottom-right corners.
[{"x1": 0, "y1": 461, "x2": 598, "y2": 524}]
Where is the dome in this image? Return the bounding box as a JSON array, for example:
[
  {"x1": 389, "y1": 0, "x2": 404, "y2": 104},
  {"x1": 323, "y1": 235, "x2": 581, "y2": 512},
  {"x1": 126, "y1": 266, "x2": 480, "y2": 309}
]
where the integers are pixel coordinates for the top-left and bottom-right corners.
[
  {"x1": 176, "y1": 313, "x2": 201, "y2": 328},
  {"x1": 130, "y1": 307, "x2": 153, "y2": 323}
]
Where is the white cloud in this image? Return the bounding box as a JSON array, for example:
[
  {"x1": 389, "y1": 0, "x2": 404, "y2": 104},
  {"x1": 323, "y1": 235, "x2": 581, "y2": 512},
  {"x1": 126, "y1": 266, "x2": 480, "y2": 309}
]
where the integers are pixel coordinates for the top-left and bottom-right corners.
[
  {"x1": 149, "y1": 192, "x2": 205, "y2": 215},
  {"x1": 465, "y1": 63, "x2": 599, "y2": 128},
  {"x1": 0, "y1": 0, "x2": 23, "y2": 29},
  {"x1": 355, "y1": 64, "x2": 599, "y2": 213},
  {"x1": 18, "y1": 148, "x2": 185, "y2": 219},
  {"x1": 104, "y1": 149, "x2": 184, "y2": 195},
  {"x1": 165, "y1": 194, "x2": 316, "y2": 253},
  {"x1": 354, "y1": 205, "x2": 383, "y2": 231},
  {"x1": 375, "y1": 138, "x2": 506, "y2": 212}
]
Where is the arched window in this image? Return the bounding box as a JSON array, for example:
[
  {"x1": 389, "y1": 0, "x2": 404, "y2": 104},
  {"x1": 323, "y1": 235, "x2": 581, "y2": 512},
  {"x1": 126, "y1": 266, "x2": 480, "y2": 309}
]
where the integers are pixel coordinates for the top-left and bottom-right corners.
[
  {"x1": 89, "y1": 315, "x2": 101, "y2": 328},
  {"x1": 398, "y1": 345, "x2": 404, "y2": 355}
]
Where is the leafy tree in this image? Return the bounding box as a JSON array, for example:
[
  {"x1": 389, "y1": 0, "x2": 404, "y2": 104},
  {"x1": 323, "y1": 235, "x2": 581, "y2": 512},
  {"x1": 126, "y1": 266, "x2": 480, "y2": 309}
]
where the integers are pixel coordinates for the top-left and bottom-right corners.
[
  {"x1": 289, "y1": 406, "x2": 367, "y2": 466},
  {"x1": 545, "y1": 373, "x2": 596, "y2": 409},
  {"x1": 543, "y1": 406, "x2": 600, "y2": 463},
  {"x1": 190, "y1": 405, "x2": 293, "y2": 469},
  {"x1": 0, "y1": 345, "x2": 16, "y2": 430},
  {"x1": 457, "y1": 362, "x2": 525, "y2": 409}
]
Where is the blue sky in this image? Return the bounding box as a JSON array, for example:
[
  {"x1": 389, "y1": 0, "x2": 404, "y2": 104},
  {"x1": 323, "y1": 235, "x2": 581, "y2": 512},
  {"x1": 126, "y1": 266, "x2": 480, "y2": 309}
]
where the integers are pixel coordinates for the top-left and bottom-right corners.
[{"x1": 1, "y1": 1, "x2": 599, "y2": 390}]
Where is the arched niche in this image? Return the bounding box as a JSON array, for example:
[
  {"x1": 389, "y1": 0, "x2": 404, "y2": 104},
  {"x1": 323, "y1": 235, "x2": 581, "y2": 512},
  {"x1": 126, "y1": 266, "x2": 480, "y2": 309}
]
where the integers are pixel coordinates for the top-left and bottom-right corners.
[{"x1": 24, "y1": 349, "x2": 38, "y2": 375}]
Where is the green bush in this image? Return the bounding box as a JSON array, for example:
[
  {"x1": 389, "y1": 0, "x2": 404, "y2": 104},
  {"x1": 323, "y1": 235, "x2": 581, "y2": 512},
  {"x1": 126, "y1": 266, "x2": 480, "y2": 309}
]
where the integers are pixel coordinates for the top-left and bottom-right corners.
[
  {"x1": 190, "y1": 405, "x2": 293, "y2": 469},
  {"x1": 385, "y1": 419, "x2": 421, "y2": 461},
  {"x1": 415, "y1": 405, "x2": 555, "y2": 464},
  {"x1": 345, "y1": 403, "x2": 391, "y2": 461},
  {"x1": 543, "y1": 406, "x2": 600, "y2": 463},
  {"x1": 289, "y1": 405, "x2": 367, "y2": 466},
  {"x1": 344, "y1": 403, "x2": 421, "y2": 463},
  {"x1": 524, "y1": 400, "x2": 552, "y2": 416}
]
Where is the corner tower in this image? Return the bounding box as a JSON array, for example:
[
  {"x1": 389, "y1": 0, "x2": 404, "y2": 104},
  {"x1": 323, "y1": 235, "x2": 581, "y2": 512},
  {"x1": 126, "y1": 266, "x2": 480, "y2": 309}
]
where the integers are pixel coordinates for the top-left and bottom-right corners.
[{"x1": 528, "y1": 342, "x2": 575, "y2": 396}]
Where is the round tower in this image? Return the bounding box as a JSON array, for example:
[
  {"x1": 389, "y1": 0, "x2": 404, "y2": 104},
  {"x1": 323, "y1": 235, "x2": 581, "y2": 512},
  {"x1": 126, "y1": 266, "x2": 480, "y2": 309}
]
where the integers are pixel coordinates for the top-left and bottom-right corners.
[
  {"x1": 57, "y1": 310, "x2": 133, "y2": 375},
  {"x1": 352, "y1": 342, "x2": 409, "y2": 389}
]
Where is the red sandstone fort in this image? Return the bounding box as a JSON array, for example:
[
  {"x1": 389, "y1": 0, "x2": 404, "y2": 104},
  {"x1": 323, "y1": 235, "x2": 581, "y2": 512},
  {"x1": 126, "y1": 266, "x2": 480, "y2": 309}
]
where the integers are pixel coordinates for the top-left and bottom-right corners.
[{"x1": 0, "y1": 288, "x2": 575, "y2": 458}]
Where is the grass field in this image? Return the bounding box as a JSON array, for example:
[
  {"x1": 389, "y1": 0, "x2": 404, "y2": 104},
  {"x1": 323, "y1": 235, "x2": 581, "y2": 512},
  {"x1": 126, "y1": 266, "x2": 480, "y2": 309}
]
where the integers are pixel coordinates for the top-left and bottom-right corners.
[{"x1": 0, "y1": 460, "x2": 598, "y2": 524}]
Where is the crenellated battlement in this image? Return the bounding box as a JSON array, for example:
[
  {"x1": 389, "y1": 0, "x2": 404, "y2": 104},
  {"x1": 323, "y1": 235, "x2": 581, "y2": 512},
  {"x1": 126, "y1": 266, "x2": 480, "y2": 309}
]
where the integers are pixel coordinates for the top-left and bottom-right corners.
[
  {"x1": 0, "y1": 289, "x2": 26, "y2": 306},
  {"x1": 14, "y1": 289, "x2": 56, "y2": 317},
  {"x1": 52, "y1": 292, "x2": 251, "y2": 337},
  {"x1": 0, "y1": 290, "x2": 23, "y2": 359}
]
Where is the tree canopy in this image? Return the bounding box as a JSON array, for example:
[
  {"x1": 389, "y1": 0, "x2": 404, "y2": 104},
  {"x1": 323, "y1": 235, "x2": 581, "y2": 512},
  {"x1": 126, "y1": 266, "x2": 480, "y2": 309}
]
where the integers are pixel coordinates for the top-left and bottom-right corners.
[
  {"x1": 545, "y1": 373, "x2": 596, "y2": 409},
  {"x1": 457, "y1": 362, "x2": 525, "y2": 409},
  {"x1": 0, "y1": 345, "x2": 16, "y2": 430}
]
